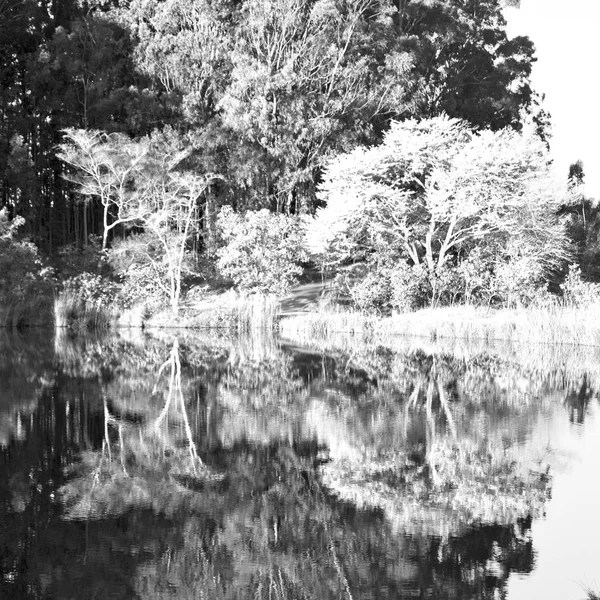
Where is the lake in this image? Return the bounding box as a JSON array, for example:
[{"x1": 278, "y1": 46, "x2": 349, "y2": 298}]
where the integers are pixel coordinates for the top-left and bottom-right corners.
[{"x1": 1, "y1": 329, "x2": 599, "y2": 599}]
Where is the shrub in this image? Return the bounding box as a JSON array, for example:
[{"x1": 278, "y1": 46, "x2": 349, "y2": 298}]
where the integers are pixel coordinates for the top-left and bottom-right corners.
[
  {"x1": 54, "y1": 236, "x2": 106, "y2": 277},
  {"x1": 0, "y1": 209, "x2": 55, "y2": 326},
  {"x1": 348, "y1": 270, "x2": 392, "y2": 313},
  {"x1": 456, "y1": 247, "x2": 494, "y2": 304},
  {"x1": 108, "y1": 233, "x2": 191, "y2": 311},
  {"x1": 62, "y1": 272, "x2": 120, "y2": 308},
  {"x1": 560, "y1": 264, "x2": 600, "y2": 307},
  {"x1": 389, "y1": 262, "x2": 431, "y2": 312},
  {"x1": 491, "y1": 241, "x2": 554, "y2": 307},
  {"x1": 216, "y1": 207, "x2": 307, "y2": 296}
]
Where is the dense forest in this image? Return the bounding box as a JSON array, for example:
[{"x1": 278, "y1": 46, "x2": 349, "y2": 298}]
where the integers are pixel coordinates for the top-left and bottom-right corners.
[{"x1": 1, "y1": 0, "x2": 598, "y2": 325}]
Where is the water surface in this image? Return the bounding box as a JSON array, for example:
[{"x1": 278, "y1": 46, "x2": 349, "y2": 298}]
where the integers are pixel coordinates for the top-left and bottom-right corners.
[{"x1": 0, "y1": 329, "x2": 598, "y2": 599}]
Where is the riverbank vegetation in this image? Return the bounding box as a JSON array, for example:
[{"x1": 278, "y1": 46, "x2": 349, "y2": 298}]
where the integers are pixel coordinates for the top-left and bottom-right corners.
[{"x1": 1, "y1": 0, "x2": 598, "y2": 335}]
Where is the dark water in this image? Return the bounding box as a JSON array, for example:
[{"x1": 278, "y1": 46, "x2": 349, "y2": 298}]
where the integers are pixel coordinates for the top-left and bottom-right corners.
[{"x1": 1, "y1": 329, "x2": 599, "y2": 600}]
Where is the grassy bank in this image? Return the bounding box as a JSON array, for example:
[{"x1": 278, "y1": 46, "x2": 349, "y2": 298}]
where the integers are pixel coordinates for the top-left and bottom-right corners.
[
  {"x1": 145, "y1": 291, "x2": 279, "y2": 332},
  {"x1": 279, "y1": 303, "x2": 600, "y2": 347},
  {"x1": 43, "y1": 282, "x2": 600, "y2": 346},
  {"x1": 53, "y1": 287, "x2": 279, "y2": 332}
]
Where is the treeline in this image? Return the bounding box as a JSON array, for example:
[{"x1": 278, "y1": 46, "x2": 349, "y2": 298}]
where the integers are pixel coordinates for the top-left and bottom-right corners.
[{"x1": 2, "y1": 0, "x2": 544, "y2": 252}]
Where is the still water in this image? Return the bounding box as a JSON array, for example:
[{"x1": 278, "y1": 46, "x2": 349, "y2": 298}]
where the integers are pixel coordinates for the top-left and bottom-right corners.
[{"x1": 0, "y1": 329, "x2": 599, "y2": 599}]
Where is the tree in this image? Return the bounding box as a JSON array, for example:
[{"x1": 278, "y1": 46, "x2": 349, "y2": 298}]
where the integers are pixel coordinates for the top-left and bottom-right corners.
[
  {"x1": 0, "y1": 208, "x2": 55, "y2": 326},
  {"x1": 58, "y1": 128, "x2": 150, "y2": 249},
  {"x1": 397, "y1": 0, "x2": 537, "y2": 132},
  {"x1": 216, "y1": 206, "x2": 307, "y2": 295},
  {"x1": 125, "y1": 0, "x2": 539, "y2": 215},
  {"x1": 218, "y1": 0, "x2": 414, "y2": 212},
  {"x1": 59, "y1": 128, "x2": 216, "y2": 313},
  {"x1": 568, "y1": 160, "x2": 585, "y2": 187},
  {"x1": 308, "y1": 116, "x2": 571, "y2": 306}
]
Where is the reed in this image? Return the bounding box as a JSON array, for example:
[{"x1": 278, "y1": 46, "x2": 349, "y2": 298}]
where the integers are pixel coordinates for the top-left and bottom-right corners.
[
  {"x1": 278, "y1": 306, "x2": 377, "y2": 343},
  {"x1": 148, "y1": 291, "x2": 280, "y2": 331},
  {"x1": 54, "y1": 288, "x2": 116, "y2": 331},
  {"x1": 279, "y1": 300, "x2": 600, "y2": 347},
  {"x1": 584, "y1": 585, "x2": 600, "y2": 600},
  {"x1": 235, "y1": 292, "x2": 279, "y2": 333}
]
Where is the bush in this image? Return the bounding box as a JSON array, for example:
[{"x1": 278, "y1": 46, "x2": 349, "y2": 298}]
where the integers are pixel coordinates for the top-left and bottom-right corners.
[
  {"x1": 389, "y1": 262, "x2": 432, "y2": 312},
  {"x1": 560, "y1": 264, "x2": 600, "y2": 306},
  {"x1": 0, "y1": 209, "x2": 55, "y2": 326},
  {"x1": 456, "y1": 247, "x2": 494, "y2": 304},
  {"x1": 62, "y1": 272, "x2": 119, "y2": 308},
  {"x1": 54, "y1": 236, "x2": 106, "y2": 278},
  {"x1": 348, "y1": 270, "x2": 392, "y2": 313},
  {"x1": 108, "y1": 233, "x2": 189, "y2": 311},
  {"x1": 216, "y1": 207, "x2": 307, "y2": 296},
  {"x1": 490, "y1": 241, "x2": 554, "y2": 307}
]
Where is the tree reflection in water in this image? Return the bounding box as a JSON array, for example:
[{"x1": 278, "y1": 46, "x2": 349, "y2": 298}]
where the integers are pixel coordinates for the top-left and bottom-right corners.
[{"x1": 0, "y1": 330, "x2": 598, "y2": 599}]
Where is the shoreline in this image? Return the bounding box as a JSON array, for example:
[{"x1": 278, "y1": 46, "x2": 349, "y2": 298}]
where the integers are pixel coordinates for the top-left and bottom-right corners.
[
  {"x1": 278, "y1": 303, "x2": 600, "y2": 347},
  {"x1": 8, "y1": 286, "x2": 600, "y2": 350}
]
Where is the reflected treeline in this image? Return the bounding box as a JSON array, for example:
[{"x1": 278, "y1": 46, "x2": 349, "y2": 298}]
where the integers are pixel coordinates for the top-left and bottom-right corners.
[{"x1": 0, "y1": 330, "x2": 597, "y2": 599}]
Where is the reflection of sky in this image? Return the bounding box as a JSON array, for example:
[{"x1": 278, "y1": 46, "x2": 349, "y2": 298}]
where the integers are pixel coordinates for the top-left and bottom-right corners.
[
  {"x1": 505, "y1": 1, "x2": 600, "y2": 199},
  {"x1": 507, "y1": 403, "x2": 600, "y2": 599}
]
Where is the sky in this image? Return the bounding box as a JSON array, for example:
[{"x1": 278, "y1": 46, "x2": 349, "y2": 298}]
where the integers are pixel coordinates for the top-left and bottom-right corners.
[{"x1": 504, "y1": 0, "x2": 600, "y2": 198}]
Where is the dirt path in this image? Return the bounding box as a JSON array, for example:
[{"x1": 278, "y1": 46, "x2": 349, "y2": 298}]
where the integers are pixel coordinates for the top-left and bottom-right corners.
[{"x1": 278, "y1": 281, "x2": 332, "y2": 315}]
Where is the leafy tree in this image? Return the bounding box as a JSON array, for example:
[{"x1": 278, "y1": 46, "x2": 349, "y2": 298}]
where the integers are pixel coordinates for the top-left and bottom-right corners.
[
  {"x1": 568, "y1": 159, "x2": 585, "y2": 187},
  {"x1": 397, "y1": 0, "x2": 537, "y2": 131},
  {"x1": 59, "y1": 128, "x2": 215, "y2": 313},
  {"x1": 1, "y1": 0, "x2": 542, "y2": 252},
  {"x1": 308, "y1": 116, "x2": 571, "y2": 307},
  {"x1": 216, "y1": 206, "x2": 307, "y2": 295},
  {"x1": 58, "y1": 128, "x2": 151, "y2": 249},
  {"x1": 125, "y1": 0, "x2": 540, "y2": 215},
  {"x1": 218, "y1": 0, "x2": 414, "y2": 212}
]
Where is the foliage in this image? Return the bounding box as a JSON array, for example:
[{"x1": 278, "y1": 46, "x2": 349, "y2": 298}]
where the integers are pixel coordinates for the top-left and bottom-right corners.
[
  {"x1": 59, "y1": 128, "x2": 215, "y2": 313},
  {"x1": 216, "y1": 207, "x2": 307, "y2": 295},
  {"x1": 53, "y1": 236, "x2": 106, "y2": 278},
  {"x1": 308, "y1": 116, "x2": 571, "y2": 310},
  {"x1": 109, "y1": 232, "x2": 191, "y2": 310},
  {"x1": 560, "y1": 265, "x2": 600, "y2": 307},
  {"x1": 0, "y1": 209, "x2": 55, "y2": 326},
  {"x1": 1, "y1": 0, "x2": 541, "y2": 255},
  {"x1": 347, "y1": 270, "x2": 393, "y2": 313},
  {"x1": 389, "y1": 261, "x2": 432, "y2": 312}
]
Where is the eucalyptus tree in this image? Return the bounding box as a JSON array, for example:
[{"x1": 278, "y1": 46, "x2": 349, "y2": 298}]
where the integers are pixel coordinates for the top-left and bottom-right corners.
[{"x1": 125, "y1": 0, "x2": 540, "y2": 215}]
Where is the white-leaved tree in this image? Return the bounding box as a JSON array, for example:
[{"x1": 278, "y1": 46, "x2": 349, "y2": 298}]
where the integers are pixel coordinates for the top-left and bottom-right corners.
[
  {"x1": 59, "y1": 128, "x2": 219, "y2": 314},
  {"x1": 307, "y1": 116, "x2": 571, "y2": 307}
]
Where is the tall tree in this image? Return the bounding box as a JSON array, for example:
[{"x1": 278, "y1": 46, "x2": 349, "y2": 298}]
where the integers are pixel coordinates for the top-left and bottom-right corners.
[{"x1": 396, "y1": 0, "x2": 537, "y2": 131}]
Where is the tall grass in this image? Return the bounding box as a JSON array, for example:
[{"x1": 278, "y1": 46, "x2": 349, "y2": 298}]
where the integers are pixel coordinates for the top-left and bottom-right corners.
[
  {"x1": 148, "y1": 291, "x2": 280, "y2": 331},
  {"x1": 235, "y1": 293, "x2": 279, "y2": 333},
  {"x1": 54, "y1": 288, "x2": 116, "y2": 331},
  {"x1": 278, "y1": 306, "x2": 377, "y2": 343},
  {"x1": 279, "y1": 299, "x2": 600, "y2": 347},
  {"x1": 384, "y1": 302, "x2": 600, "y2": 346}
]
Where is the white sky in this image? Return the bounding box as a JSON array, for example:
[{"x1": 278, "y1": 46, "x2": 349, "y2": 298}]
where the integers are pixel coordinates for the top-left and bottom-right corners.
[{"x1": 504, "y1": 0, "x2": 600, "y2": 198}]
